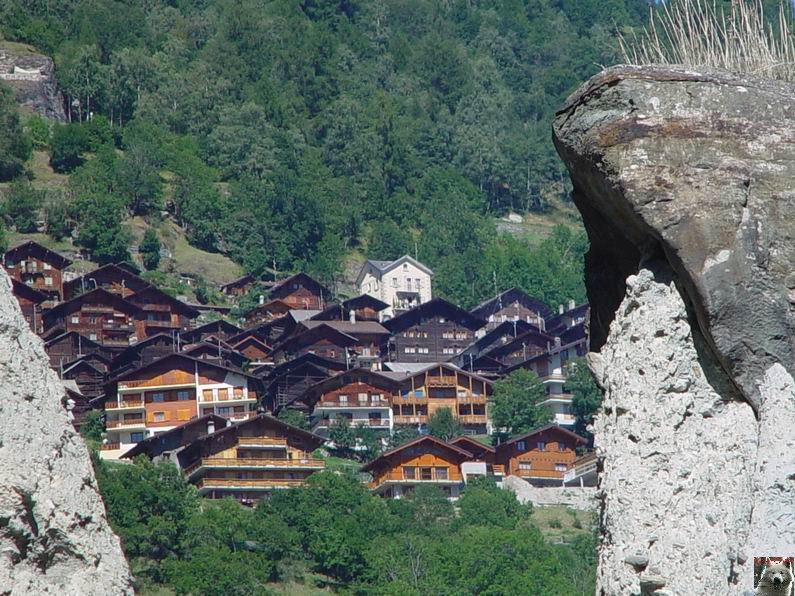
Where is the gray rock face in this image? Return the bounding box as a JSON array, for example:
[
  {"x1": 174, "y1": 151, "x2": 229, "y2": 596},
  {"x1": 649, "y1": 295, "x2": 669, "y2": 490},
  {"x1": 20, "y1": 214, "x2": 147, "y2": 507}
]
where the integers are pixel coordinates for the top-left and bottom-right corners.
[
  {"x1": 553, "y1": 66, "x2": 795, "y2": 593},
  {"x1": 0, "y1": 269, "x2": 133, "y2": 593},
  {"x1": 0, "y1": 47, "x2": 66, "y2": 121}
]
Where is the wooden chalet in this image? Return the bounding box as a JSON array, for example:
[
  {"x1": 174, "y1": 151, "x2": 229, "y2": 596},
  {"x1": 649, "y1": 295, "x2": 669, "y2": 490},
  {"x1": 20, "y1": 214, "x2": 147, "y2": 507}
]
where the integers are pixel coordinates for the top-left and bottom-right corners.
[
  {"x1": 3, "y1": 240, "x2": 72, "y2": 300},
  {"x1": 311, "y1": 294, "x2": 389, "y2": 323},
  {"x1": 295, "y1": 368, "x2": 399, "y2": 435},
  {"x1": 383, "y1": 298, "x2": 485, "y2": 363},
  {"x1": 42, "y1": 288, "x2": 141, "y2": 349},
  {"x1": 109, "y1": 333, "x2": 180, "y2": 376},
  {"x1": 122, "y1": 414, "x2": 229, "y2": 460},
  {"x1": 44, "y1": 331, "x2": 112, "y2": 370},
  {"x1": 219, "y1": 274, "x2": 255, "y2": 298},
  {"x1": 263, "y1": 353, "x2": 346, "y2": 412},
  {"x1": 63, "y1": 380, "x2": 92, "y2": 431},
  {"x1": 61, "y1": 355, "x2": 109, "y2": 398},
  {"x1": 174, "y1": 414, "x2": 325, "y2": 502},
  {"x1": 11, "y1": 278, "x2": 47, "y2": 333},
  {"x1": 455, "y1": 320, "x2": 547, "y2": 374},
  {"x1": 361, "y1": 436, "x2": 479, "y2": 500},
  {"x1": 495, "y1": 425, "x2": 586, "y2": 487},
  {"x1": 477, "y1": 328, "x2": 551, "y2": 369},
  {"x1": 100, "y1": 353, "x2": 263, "y2": 460},
  {"x1": 546, "y1": 302, "x2": 589, "y2": 336},
  {"x1": 63, "y1": 263, "x2": 150, "y2": 300},
  {"x1": 180, "y1": 320, "x2": 242, "y2": 344},
  {"x1": 271, "y1": 323, "x2": 358, "y2": 366},
  {"x1": 232, "y1": 336, "x2": 272, "y2": 363},
  {"x1": 470, "y1": 288, "x2": 550, "y2": 334},
  {"x1": 127, "y1": 286, "x2": 199, "y2": 338},
  {"x1": 387, "y1": 363, "x2": 493, "y2": 435},
  {"x1": 182, "y1": 341, "x2": 249, "y2": 370},
  {"x1": 268, "y1": 272, "x2": 330, "y2": 310},
  {"x1": 242, "y1": 299, "x2": 294, "y2": 329},
  {"x1": 298, "y1": 319, "x2": 389, "y2": 367},
  {"x1": 449, "y1": 436, "x2": 496, "y2": 463}
]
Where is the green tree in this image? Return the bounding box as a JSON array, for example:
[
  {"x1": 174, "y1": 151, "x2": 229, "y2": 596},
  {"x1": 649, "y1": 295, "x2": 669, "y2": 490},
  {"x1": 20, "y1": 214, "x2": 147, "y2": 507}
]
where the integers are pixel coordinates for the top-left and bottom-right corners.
[
  {"x1": 568, "y1": 358, "x2": 602, "y2": 445},
  {"x1": 490, "y1": 369, "x2": 552, "y2": 441},
  {"x1": 456, "y1": 476, "x2": 532, "y2": 529},
  {"x1": 50, "y1": 124, "x2": 89, "y2": 173},
  {"x1": 426, "y1": 408, "x2": 462, "y2": 442},
  {"x1": 44, "y1": 198, "x2": 72, "y2": 240},
  {"x1": 0, "y1": 84, "x2": 31, "y2": 181},
  {"x1": 3, "y1": 181, "x2": 44, "y2": 232},
  {"x1": 277, "y1": 408, "x2": 308, "y2": 430},
  {"x1": 139, "y1": 228, "x2": 161, "y2": 271},
  {"x1": 25, "y1": 115, "x2": 51, "y2": 150},
  {"x1": 79, "y1": 410, "x2": 104, "y2": 444},
  {"x1": 115, "y1": 142, "x2": 162, "y2": 215}
]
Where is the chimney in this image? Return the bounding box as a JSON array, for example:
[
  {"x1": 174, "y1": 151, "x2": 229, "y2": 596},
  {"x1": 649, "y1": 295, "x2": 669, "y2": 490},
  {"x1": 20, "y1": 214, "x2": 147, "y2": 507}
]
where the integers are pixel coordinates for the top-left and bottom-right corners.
[
  {"x1": 567, "y1": 299, "x2": 575, "y2": 311},
  {"x1": 259, "y1": 294, "x2": 264, "y2": 305},
  {"x1": 207, "y1": 419, "x2": 215, "y2": 435},
  {"x1": 349, "y1": 309, "x2": 356, "y2": 324},
  {"x1": 558, "y1": 304, "x2": 564, "y2": 315}
]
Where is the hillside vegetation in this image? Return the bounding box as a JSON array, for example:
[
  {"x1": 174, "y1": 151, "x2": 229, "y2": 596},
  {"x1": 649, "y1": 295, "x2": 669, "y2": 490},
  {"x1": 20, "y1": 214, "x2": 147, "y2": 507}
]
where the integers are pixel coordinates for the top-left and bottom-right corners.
[{"x1": 0, "y1": 0, "x2": 657, "y2": 307}]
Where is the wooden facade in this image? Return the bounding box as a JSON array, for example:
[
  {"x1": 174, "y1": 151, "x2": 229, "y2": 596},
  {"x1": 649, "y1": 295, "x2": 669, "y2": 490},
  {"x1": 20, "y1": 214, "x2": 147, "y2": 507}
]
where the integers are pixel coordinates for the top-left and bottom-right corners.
[
  {"x1": 312, "y1": 294, "x2": 389, "y2": 323},
  {"x1": 127, "y1": 286, "x2": 199, "y2": 338},
  {"x1": 271, "y1": 323, "x2": 357, "y2": 365},
  {"x1": 175, "y1": 414, "x2": 325, "y2": 503},
  {"x1": 242, "y1": 299, "x2": 293, "y2": 329},
  {"x1": 495, "y1": 425, "x2": 586, "y2": 486},
  {"x1": 298, "y1": 320, "x2": 389, "y2": 367},
  {"x1": 232, "y1": 336, "x2": 272, "y2": 363},
  {"x1": 264, "y1": 354, "x2": 346, "y2": 412},
  {"x1": 62, "y1": 356, "x2": 109, "y2": 398},
  {"x1": 470, "y1": 288, "x2": 550, "y2": 333},
  {"x1": 268, "y1": 273, "x2": 330, "y2": 310},
  {"x1": 11, "y1": 278, "x2": 46, "y2": 333},
  {"x1": 3, "y1": 240, "x2": 72, "y2": 300},
  {"x1": 63, "y1": 263, "x2": 149, "y2": 300},
  {"x1": 383, "y1": 299, "x2": 485, "y2": 363},
  {"x1": 181, "y1": 320, "x2": 242, "y2": 344},
  {"x1": 45, "y1": 331, "x2": 111, "y2": 370},
  {"x1": 220, "y1": 274, "x2": 255, "y2": 298},
  {"x1": 110, "y1": 333, "x2": 180, "y2": 376}
]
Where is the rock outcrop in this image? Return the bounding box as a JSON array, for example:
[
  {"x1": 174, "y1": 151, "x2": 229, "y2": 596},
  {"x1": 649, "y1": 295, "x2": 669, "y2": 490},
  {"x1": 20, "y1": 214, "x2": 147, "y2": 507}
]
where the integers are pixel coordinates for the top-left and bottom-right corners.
[
  {"x1": 553, "y1": 66, "x2": 795, "y2": 594},
  {"x1": 0, "y1": 46, "x2": 65, "y2": 121},
  {"x1": 0, "y1": 270, "x2": 133, "y2": 593}
]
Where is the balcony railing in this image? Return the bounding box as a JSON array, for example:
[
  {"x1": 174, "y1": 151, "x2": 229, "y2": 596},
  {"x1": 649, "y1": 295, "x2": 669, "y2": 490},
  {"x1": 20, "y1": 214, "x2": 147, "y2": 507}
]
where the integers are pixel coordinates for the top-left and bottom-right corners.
[
  {"x1": 317, "y1": 400, "x2": 390, "y2": 408},
  {"x1": 105, "y1": 400, "x2": 144, "y2": 410},
  {"x1": 107, "y1": 418, "x2": 145, "y2": 429},
  {"x1": 427, "y1": 376, "x2": 456, "y2": 387},
  {"x1": 457, "y1": 414, "x2": 487, "y2": 424},
  {"x1": 393, "y1": 415, "x2": 426, "y2": 424},
  {"x1": 456, "y1": 394, "x2": 487, "y2": 404},
  {"x1": 100, "y1": 442, "x2": 120, "y2": 451},
  {"x1": 185, "y1": 457, "x2": 324, "y2": 477},
  {"x1": 491, "y1": 464, "x2": 505, "y2": 476},
  {"x1": 237, "y1": 437, "x2": 287, "y2": 448},
  {"x1": 143, "y1": 319, "x2": 179, "y2": 328},
  {"x1": 195, "y1": 478, "x2": 307, "y2": 491}
]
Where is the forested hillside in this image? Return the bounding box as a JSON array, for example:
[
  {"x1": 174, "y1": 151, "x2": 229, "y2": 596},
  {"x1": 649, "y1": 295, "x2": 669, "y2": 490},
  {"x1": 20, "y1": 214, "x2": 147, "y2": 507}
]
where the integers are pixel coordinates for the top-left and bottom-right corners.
[{"x1": 0, "y1": 0, "x2": 652, "y2": 307}]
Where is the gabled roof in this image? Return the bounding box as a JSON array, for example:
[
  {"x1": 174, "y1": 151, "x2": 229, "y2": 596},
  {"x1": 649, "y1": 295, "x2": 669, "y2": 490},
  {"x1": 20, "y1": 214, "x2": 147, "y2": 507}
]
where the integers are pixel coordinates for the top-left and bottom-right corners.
[
  {"x1": 458, "y1": 320, "x2": 547, "y2": 359},
  {"x1": 181, "y1": 320, "x2": 242, "y2": 343},
  {"x1": 122, "y1": 414, "x2": 229, "y2": 459},
  {"x1": 62, "y1": 358, "x2": 106, "y2": 377},
  {"x1": 312, "y1": 295, "x2": 389, "y2": 321},
  {"x1": 360, "y1": 435, "x2": 473, "y2": 473},
  {"x1": 480, "y1": 328, "x2": 552, "y2": 360},
  {"x1": 232, "y1": 335, "x2": 272, "y2": 353},
  {"x1": 356, "y1": 255, "x2": 433, "y2": 286},
  {"x1": 128, "y1": 286, "x2": 200, "y2": 317},
  {"x1": 546, "y1": 303, "x2": 590, "y2": 333},
  {"x1": 4, "y1": 240, "x2": 72, "y2": 268},
  {"x1": 263, "y1": 352, "x2": 346, "y2": 382},
  {"x1": 296, "y1": 368, "x2": 399, "y2": 407},
  {"x1": 449, "y1": 436, "x2": 495, "y2": 455},
  {"x1": 110, "y1": 332, "x2": 178, "y2": 363},
  {"x1": 44, "y1": 330, "x2": 104, "y2": 351},
  {"x1": 242, "y1": 299, "x2": 294, "y2": 321},
  {"x1": 109, "y1": 352, "x2": 260, "y2": 385},
  {"x1": 398, "y1": 362, "x2": 494, "y2": 388},
  {"x1": 11, "y1": 278, "x2": 48, "y2": 304},
  {"x1": 470, "y1": 288, "x2": 551, "y2": 320},
  {"x1": 182, "y1": 342, "x2": 248, "y2": 368},
  {"x1": 299, "y1": 319, "x2": 390, "y2": 336},
  {"x1": 220, "y1": 274, "x2": 255, "y2": 291},
  {"x1": 382, "y1": 298, "x2": 485, "y2": 333},
  {"x1": 497, "y1": 424, "x2": 587, "y2": 452},
  {"x1": 272, "y1": 323, "x2": 358, "y2": 354},
  {"x1": 268, "y1": 273, "x2": 331, "y2": 301},
  {"x1": 63, "y1": 263, "x2": 150, "y2": 298},
  {"x1": 44, "y1": 287, "x2": 141, "y2": 320}
]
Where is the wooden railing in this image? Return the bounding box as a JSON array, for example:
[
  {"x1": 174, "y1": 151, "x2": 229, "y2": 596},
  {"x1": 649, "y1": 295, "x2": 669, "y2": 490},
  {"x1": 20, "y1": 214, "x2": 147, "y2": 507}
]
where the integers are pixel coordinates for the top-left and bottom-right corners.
[
  {"x1": 185, "y1": 457, "x2": 324, "y2": 476},
  {"x1": 237, "y1": 437, "x2": 287, "y2": 447},
  {"x1": 195, "y1": 478, "x2": 307, "y2": 491},
  {"x1": 457, "y1": 414, "x2": 487, "y2": 424},
  {"x1": 491, "y1": 464, "x2": 505, "y2": 475},
  {"x1": 105, "y1": 400, "x2": 144, "y2": 409},
  {"x1": 515, "y1": 468, "x2": 566, "y2": 479},
  {"x1": 393, "y1": 415, "x2": 426, "y2": 424},
  {"x1": 318, "y1": 400, "x2": 389, "y2": 408},
  {"x1": 427, "y1": 376, "x2": 456, "y2": 386},
  {"x1": 100, "y1": 442, "x2": 120, "y2": 451},
  {"x1": 456, "y1": 394, "x2": 487, "y2": 404}
]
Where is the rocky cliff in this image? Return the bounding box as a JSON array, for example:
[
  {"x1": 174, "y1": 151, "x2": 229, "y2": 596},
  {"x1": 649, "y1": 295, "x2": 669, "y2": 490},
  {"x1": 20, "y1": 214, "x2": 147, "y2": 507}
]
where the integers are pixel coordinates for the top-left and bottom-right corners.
[
  {"x1": 553, "y1": 66, "x2": 795, "y2": 594},
  {"x1": 0, "y1": 270, "x2": 133, "y2": 593},
  {"x1": 0, "y1": 46, "x2": 65, "y2": 121}
]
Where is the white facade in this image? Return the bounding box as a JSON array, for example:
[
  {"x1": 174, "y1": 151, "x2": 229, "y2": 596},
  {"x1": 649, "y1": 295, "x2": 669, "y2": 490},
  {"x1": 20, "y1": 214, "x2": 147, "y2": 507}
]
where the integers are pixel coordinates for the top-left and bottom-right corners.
[{"x1": 356, "y1": 256, "x2": 433, "y2": 320}]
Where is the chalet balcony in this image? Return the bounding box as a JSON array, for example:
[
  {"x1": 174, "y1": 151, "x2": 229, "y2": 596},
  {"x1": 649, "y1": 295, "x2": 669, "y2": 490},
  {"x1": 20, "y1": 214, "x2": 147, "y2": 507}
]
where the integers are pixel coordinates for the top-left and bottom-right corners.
[
  {"x1": 199, "y1": 392, "x2": 255, "y2": 403},
  {"x1": 143, "y1": 319, "x2": 180, "y2": 329},
  {"x1": 540, "y1": 373, "x2": 567, "y2": 383},
  {"x1": 515, "y1": 468, "x2": 567, "y2": 480},
  {"x1": 457, "y1": 414, "x2": 488, "y2": 424},
  {"x1": 426, "y1": 376, "x2": 457, "y2": 387},
  {"x1": 563, "y1": 453, "x2": 597, "y2": 485},
  {"x1": 195, "y1": 478, "x2": 308, "y2": 493},
  {"x1": 102, "y1": 322, "x2": 133, "y2": 331},
  {"x1": 105, "y1": 400, "x2": 144, "y2": 410},
  {"x1": 100, "y1": 442, "x2": 121, "y2": 451},
  {"x1": 184, "y1": 457, "x2": 325, "y2": 477},
  {"x1": 456, "y1": 394, "x2": 487, "y2": 404},
  {"x1": 369, "y1": 477, "x2": 462, "y2": 491},
  {"x1": 237, "y1": 437, "x2": 287, "y2": 449},
  {"x1": 106, "y1": 417, "x2": 145, "y2": 430},
  {"x1": 316, "y1": 400, "x2": 391, "y2": 409},
  {"x1": 393, "y1": 415, "x2": 426, "y2": 425},
  {"x1": 490, "y1": 464, "x2": 505, "y2": 476}
]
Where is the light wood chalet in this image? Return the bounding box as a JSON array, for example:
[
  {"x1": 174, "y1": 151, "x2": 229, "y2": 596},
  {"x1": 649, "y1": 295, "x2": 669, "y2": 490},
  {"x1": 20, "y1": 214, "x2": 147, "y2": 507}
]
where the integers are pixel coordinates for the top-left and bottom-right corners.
[
  {"x1": 470, "y1": 287, "x2": 551, "y2": 335},
  {"x1": 3, "y1": 240, "x2": 72, "y2": 301},
  {"x1": 63, "y1": 263, "x2": 150, "y2": 300},
  {"x1": 175, "y1": 414, "x2": 325, "y2": 502},
  {"x1": 11, "y1": 277, "x2": 47, "y2": 334},
  {"x1": 386, "y1": 363, "x2": 493, "y2": 435},
  {"x1": 495, "y1": 425, "x2": 586, "y2": 487},
  {"x1": 361, "y1": 436, "x2": 490, "y2": 500},
  {"x1": 42, "y1": 288, "x2": 142, "y2": 349},
  {"x1": 296, "y1": 368, "x2": 400, "y2": 435},
  {"x1": 383, "y1": 298, "x2": 485, "y2": 363},
  {"x1": 100, "y1": 353, "x2": 263, "y2": 460},
  {"x1": 127, "y1": 286, "x2": 199, "y2": 338},
  {"x1": 267, "y1": 272, "x2": 330, "y2": 310}
]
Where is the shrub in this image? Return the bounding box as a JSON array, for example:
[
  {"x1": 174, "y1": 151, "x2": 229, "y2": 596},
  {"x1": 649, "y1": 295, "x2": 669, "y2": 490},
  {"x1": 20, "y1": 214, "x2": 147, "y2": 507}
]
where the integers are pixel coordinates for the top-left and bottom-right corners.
[{"x1": 50, "y1": 124, "x2": 89, "y2": 173}]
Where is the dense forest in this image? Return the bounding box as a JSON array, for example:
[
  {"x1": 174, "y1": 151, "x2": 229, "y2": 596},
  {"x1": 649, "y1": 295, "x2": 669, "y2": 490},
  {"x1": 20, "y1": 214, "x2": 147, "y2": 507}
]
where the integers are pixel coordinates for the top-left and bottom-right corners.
[{"x1": 0, "y1": 0, "x2": 658, "y2": 307}]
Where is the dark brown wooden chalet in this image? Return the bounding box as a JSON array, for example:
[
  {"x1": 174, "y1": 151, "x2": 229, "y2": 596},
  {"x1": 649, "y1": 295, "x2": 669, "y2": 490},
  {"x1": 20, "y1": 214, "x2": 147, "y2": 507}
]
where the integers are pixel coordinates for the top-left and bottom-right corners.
[
  {"x1": 42, "y1": 288, "x2": 141, "y2": 349},
  {"x1": 63, "y1": 380, "x2": 92, "y2": 431},
  {"x1": 271, "y1": 323, "x2": 357, "y2": 365},
  {"x1": 455, "y1": 320, "x2": 547, "y2": 374},
  {"x1": 546, "y1": 302, "x2": 589, "y2": 336},
  {"x1": 45, "y1": 331, "x2": 112, "y2": 370},
  {"x1": 232, "y1": 336, "x2": 272, "y2": 363},
  {"x1": 62, "y1": 355, "x2": 110, "y2": 397},
  {"x1": 268, "y1": 273, "x2": 330, "y2": 310},
  {"x1": 3, "y1": 240, "x2": 72, "y2": 300},
  {"x1": 220, "y1": 274, "x2": 255, "y2": 298},
  {"x1": 470, "y1": 288, "x2": 550, "y2": 333},
  {"x1": 110, "y1": 333, "x2": 181, "y2": 376},
  {"x1": 479, "y1": 328, "x2": 552, "y2": 369},
  {"x1": 183, "y1": 341, "x2": 248, "y2": 370},
  {"x1": 11, "y1": 278, "x2": 47, "y2": 334},
  {"x1": 311, "y1": 294, "x2": 389, "y2": 323},
  {"x1": 122, "y1": 414, "x2": 229, "y2": 460},
  {"x1": 180, "y1": 320, "x2": 242, "y2": 344},
  {"x1": 298, "y1": 320, "x2": 389, "y2": 367},
  {"x1": 127, "y1": 286, "x2": 200, "y2": 338},
  {"x1": 242, "y1": 299, "x2": 294, "y2": 329},
  {"x1": 63, "y1": 263, "x2": 150, "y2": 300},
  {"x1": 263, "y1": 353, "x2": 346, "y2": 412},
  {"x1": 383, "y1": 299, "x2": 485, "y2": 363}
]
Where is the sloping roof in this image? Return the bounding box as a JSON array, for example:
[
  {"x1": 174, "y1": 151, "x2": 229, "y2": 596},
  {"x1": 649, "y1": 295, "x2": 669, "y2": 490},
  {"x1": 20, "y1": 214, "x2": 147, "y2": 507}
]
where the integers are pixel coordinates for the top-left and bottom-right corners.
[
  {"x1": 470, "y1": 287, "x2": 552, "y2": 320},
  {"x1": 44, "y1": 287, "x2": 141, "y2": 320},
  {"x1": 497, "y1": 424, "x2": 587, "y2": 451},
  {"x1": 4, "y1": 240, "x2": 72, "y2": 268},
  {"x1": 296, "y1": 368, "x2": 400, "y2": 406},
  {"x1": 220, "y1": 274, "x2": 255, "y2": 291},
  {"x1": 122, "y1": 414, "x2": 228, "y2": 459},
  {"x1": 11, "y1": 278, "x2": 48, "y2": 303},
  {"x1": 272, "y1": 323, "x2": 357, "y2": 353},
  {"x1": 312, "y1": 295, "x2": 390, "y2": 321},
  {"x1": 382, "y1": 298, "x2": 485, "y2": 333},
  {"x1": 44, "y1": 330, "x2": 104, "y2": 351},
  {"x1": 480, "y1": 329, "x2": 552, "y2": 360},
  {"x1": 546, "y1": 303, "x2": 590, "y2": 332},
  {"x1": 300, "y1": 320, "x2": 390, "y2": 336},
  {"x1": 109, "y1": 352, "x2": 260, "y2": 385},
  {"x1": 63, "y1": 263, "x2": 150, "y2": 298},
  {"x1": 290, "y1": 309, "x2": 322, "y2": 322},
  {"x1": 360, "y1": 435, "x2": 473, "y2": 473},
  {"x1": 356, "y1": 255, "x2": 434, "y2": 286},
  {"x1": 263, "y1": 352, "x2": 346, "y2": 382},
  {"x1": 128, "y1": 286, "x2": 200, "y2": 317},
  {"x1": 180, "y1": 320, "x2": 242, "y2": 343},
  {"x1": 268, "y1": 273, "x2": 331, "y2": 300},
  {"x1": 449, "y1": 435, "x2": 495, "y2": 454}
]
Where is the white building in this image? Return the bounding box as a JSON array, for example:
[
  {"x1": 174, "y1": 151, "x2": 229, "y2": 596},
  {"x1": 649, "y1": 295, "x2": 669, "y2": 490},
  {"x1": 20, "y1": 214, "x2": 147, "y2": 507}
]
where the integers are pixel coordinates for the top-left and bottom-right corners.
[{"x1": 356, "y1": 256, "x2": 433, "y2": 320}]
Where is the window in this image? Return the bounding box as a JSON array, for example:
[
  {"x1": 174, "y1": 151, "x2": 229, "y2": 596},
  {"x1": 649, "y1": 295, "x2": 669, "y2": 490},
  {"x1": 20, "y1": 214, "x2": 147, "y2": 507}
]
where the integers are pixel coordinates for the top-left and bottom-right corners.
[
  {"x1": 151, "y1": 393, "x2": 165, "y2": 403},
  {"x1": 358, "y1": 393, "x2": 368, "y2": 404},
  {"x1": 416, "y1": 278, "x2": 421, "y2": 290},
  {"x1": 420, "y1": 467, "x2": 433, "y2": 480},
  {"x1": 403, "y1": 466, "x2": 416, "y2": 480},
  {"x1": 89, "y1": 334, "x2": 97, "y2": 341},
  {"x1": 519, "y1": 461, "x2": 531, "y2": 471},
  {"x1": 439, "y1": 318, "x2": 446, "y2": 323},
  {"x1": 44, "y1": 277, "x2": 53, "y2": 286},
  {"x1": 218, "y1": 406, "x2": 231, "y2": 416},
  {"x1": 339, "y1": 395, "x2": 348, "y2": 404},
  {"x1": 130, "y1": 432, "x2": 144, "y2": 443},
  {"x1": 435, "y1": 467, "x2": 448, "y2": 480},
  {"x1": 403, "y1": 263, "x2": 408, "y2": 271},
  {"x1": 153, "y1": 412, "x2": 166, "y2": 422},
  {"x1": 406, "y1": 278, "x2": 412, "y2": 291},
  {"x1": 516, "y1": 441, "x2": 526, "y2": 451},
  {"x1": 391, "y1": 277, "x2": 398, "y2": 288},
  {"x1": 177, "y1": 390, "x2": 190, "y2": 401},
  {"x1": 537, "y1": 441, "x2": 546, "y2": 451},
  {"x1": 557, "y1": 442, "x2": 567, "y2": 452},
  {"x1": 71, "y1": 316, "x2": 79, "y2": 324},
  {"x1": 43, "y1": 262, "x2": 51, "y2": 270},
  {"x1": 418, "y1": 347, "x2": 429, "y2": 354},
  {"x1": 555, "y1": 463, "x2": 568, "y2": 472},
  {"x1": 404, "y1": 347, "x2": 416, "y2": 354}
]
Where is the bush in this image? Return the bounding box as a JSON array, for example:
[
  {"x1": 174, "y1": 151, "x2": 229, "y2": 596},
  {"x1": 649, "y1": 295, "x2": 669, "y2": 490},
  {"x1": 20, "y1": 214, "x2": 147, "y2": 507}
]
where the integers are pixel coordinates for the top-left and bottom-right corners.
[
  {"x1": 50, "y1": 124, "x2": 89, "y2": 173},
  {"x1": 84, "y1": 115, "x2": 113, "y2": 151},
  {"x1": 3, "y1": 181, "x2": 44, "y2": 232},
  {"x1": 139, "y1": 228, "x2": 161, "y2": 271},
  {"x1": 25, "y1": 115, "x2": 51, "y2": 149}
]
